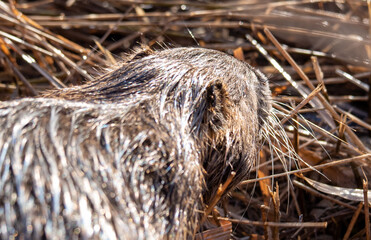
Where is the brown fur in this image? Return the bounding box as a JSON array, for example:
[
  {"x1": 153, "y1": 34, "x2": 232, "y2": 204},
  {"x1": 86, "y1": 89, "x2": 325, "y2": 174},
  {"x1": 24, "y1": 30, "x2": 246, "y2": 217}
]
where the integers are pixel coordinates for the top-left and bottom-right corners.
[{"x1": 0, "y1": 47, "x2": 271, "y2": 239}]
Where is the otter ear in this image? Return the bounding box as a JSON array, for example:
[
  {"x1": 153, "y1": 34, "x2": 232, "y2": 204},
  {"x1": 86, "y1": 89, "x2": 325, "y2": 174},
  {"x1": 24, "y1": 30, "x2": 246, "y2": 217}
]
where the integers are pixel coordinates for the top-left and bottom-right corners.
[{"x1": 204, "y1": 80, "x2": 232, "y2": 134}]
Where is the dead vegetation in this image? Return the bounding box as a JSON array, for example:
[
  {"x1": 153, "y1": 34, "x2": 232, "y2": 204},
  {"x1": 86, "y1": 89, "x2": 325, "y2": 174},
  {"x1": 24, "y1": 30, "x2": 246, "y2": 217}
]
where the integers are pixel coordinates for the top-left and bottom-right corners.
[{"x1": 0, "y1": 0, "x2": 370, "y2": 239}]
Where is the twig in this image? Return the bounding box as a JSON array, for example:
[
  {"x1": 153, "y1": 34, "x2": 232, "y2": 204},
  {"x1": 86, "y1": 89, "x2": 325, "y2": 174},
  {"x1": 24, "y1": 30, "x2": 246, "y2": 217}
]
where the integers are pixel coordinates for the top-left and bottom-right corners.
[
  {"x1": 343, "y1": 202, "x2": 363, "y2": 240},
  {"x1": 4, "y1": 37, "x2": 66, "y2": 89},
  {"x1": 270, "y1": 182, "x2": 280, "y2": 240},
  {"x1": 0, "y1": 45, "x2": 37, "y2": 95},
  {"x1": 335, "y1": 69, "x2": 369, "y2": 91},
  {"x1": 264, "y1": 27, "x2": 369, "y2": 153},
  {"x1": 293, "y1": 180, "x2": 361, "y2": 212},
  {"x1": 334, "y1": 106, "x2": 371, "y2": 131},
  {"x1": 217, "y1": 217, "x2": 327, "y2": 228},
  {"x1": 280, "y1": 83, "x2": 323, "y2": 125},
  {"x1": 311, "y1": 56, "x2": 330, "y2": 101},
  {"x1": 200, "y1": 172, "x2": 236, "y2": 225},
  {"x1": 364, "y1": 178, "x2": 370, "y2": 240},
  {"x1": 241, "y1": 154, "x2": 371, "y2": 185}
]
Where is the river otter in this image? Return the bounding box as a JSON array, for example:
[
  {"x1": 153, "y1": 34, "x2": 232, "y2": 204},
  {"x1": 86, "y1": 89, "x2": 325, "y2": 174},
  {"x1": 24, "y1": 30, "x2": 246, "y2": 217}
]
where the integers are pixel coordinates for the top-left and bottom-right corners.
[{"x1": 0, "y1": 47, "x2": 271, "y2": 239}]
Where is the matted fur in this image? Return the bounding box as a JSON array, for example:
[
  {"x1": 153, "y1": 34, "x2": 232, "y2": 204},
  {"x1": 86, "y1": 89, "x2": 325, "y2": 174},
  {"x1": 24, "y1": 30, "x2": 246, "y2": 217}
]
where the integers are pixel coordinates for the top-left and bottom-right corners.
[{"x1": 0, "y1": 47, "x2": 271, "y2": 239}]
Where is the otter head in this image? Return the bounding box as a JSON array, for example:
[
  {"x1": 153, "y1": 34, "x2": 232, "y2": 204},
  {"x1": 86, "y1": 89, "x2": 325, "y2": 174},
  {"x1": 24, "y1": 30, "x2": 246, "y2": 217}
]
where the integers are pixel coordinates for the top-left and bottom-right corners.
[
  {"x1": 145, "y1": 47, "x2": 272, "y2": 204},
  {"x1": 172, "y1": 48, "x2": 272, "y2": 203}
]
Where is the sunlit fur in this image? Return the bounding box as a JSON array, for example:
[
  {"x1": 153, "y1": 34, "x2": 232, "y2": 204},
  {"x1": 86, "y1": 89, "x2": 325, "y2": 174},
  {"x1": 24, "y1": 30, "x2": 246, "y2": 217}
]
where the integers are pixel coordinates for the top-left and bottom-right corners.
[{"x1": 0, "y1": 47, "x2": 272, "y2": 239}]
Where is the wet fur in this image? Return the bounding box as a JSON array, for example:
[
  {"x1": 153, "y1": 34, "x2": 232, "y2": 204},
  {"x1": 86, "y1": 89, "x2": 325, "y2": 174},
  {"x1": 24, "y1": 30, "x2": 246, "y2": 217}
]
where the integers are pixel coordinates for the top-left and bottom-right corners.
[{"x1": 0, "y1": 47, "x2": 271, "y2": 239}]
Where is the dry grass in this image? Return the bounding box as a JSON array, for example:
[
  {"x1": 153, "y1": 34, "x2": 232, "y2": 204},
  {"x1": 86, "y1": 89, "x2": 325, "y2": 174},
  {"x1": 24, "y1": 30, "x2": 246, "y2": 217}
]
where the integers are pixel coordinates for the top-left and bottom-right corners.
[{"x1": 1, "y1": 0, "x2": 371, "y2": 239}]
